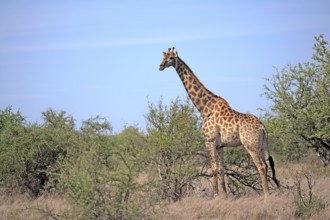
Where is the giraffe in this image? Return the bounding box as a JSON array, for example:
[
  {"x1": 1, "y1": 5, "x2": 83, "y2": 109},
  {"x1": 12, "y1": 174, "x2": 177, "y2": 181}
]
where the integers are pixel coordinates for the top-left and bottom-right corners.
[{"x1": 159, "y1": 47, "x2": 279, "y2": 199}]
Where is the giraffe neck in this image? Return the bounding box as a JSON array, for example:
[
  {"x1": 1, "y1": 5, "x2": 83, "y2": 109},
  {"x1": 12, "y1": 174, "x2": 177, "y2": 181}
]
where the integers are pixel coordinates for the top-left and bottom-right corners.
[{"x1": 175, "y1": 57, "x2": 229, "y2": 118}]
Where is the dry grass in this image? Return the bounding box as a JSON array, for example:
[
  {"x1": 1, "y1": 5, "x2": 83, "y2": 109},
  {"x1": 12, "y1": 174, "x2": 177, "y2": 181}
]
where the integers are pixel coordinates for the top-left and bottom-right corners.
[
  {"x1": 0, "y1": 163, "x2": 329, "y2": 219},
  {"x1": 158, "y1": 188, "x2": 329, "y2": 220},
  {"x1": 0, "y1": 191, "x2": 75, "y2": 220},
  {"x1": 157, "y1": 164, "x2": 330, "y2": 220}
]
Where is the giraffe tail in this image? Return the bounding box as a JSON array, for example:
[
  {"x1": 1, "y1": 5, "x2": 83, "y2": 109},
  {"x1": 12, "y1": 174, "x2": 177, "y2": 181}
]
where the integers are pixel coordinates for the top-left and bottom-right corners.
[
  {"x1": 262, "y1": 128, "x2": 280, "y2": 187},
  {"x1": 268, "y1": 155, "x2": 280, "y2": 187}
]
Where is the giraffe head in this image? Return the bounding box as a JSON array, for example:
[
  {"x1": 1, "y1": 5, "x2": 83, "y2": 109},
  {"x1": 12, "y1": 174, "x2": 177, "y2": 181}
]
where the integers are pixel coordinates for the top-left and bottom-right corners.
[{"x1": 159, "y1": 47, "x2": 178, "y2": 71}]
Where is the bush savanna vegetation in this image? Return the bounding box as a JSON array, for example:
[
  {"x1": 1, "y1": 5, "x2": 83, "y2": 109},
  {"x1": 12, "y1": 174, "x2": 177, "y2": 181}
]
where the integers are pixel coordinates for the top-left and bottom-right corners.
[{"x1": 1, "y1": 35, "x2": 329, "y2": 219}]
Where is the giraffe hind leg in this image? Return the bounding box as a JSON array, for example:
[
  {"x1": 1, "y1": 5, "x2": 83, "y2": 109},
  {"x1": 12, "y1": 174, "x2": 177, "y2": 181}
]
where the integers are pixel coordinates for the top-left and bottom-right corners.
[{"x1": 247, "y1": 149, "x2": 270, "y2": 198}]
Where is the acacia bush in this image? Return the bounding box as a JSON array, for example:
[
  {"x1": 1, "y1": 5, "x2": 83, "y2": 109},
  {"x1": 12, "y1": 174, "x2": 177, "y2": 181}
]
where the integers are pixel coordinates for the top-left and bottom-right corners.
[
  {"x1": 0, "y1": 107, "x2": 77, "y2": 196},
  {"x1": 59, "y1": 119, "x2": 153, "y2": 219},
  {"x1": 0, "y1": 107, "x2": 27, "y2": 189},
  {"x1": 145, "y1": 98, "x2": 205, "y2": 202}
]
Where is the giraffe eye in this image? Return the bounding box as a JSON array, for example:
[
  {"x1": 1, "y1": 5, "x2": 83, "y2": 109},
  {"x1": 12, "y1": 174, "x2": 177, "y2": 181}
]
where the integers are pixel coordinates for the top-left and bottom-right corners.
[{"x1": 169, "y1": 57, "x2": 174, "y2": 60}]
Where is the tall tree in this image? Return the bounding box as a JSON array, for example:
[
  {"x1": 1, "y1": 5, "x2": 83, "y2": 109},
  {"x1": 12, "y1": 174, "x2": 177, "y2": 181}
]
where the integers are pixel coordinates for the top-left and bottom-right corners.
[{"x1": 263, "y1": 35, "x2": 330, "y2": 165}]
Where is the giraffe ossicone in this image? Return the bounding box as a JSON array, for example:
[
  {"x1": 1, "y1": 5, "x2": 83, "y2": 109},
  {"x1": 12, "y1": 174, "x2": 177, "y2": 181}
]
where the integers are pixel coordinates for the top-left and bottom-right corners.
[{"x1": 159, "y1": 47, "x2": 280, "y2": 200}]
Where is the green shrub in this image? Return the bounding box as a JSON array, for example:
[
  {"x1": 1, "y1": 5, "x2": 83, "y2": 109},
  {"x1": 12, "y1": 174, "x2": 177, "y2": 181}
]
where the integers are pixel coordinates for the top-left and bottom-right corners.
[{"x1": 59, "y1": 118, "x2": 151, "y2": 219}]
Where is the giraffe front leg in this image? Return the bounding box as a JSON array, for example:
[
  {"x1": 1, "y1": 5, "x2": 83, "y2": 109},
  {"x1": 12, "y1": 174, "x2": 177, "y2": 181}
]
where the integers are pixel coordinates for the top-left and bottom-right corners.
[
  {"x1": 205, "y1": 140, "x2": 219, "y2": 196},
  {"x1": 217, "y1": 147, "x2": 227, "y2": 196}
]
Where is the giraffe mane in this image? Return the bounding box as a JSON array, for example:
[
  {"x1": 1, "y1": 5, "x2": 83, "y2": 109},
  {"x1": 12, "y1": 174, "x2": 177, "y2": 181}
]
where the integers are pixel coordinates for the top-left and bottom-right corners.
[{"x1": 178, "y1": 57, "x2": 223, "y2": 100}]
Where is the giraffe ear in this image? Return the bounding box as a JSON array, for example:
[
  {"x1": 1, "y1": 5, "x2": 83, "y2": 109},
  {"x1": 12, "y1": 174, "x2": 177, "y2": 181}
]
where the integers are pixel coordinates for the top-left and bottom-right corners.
[
  {"x1": 163, "y1": 52, "x2": 166, "y2": 56},
  {"x1": 175, "y1": 51, "x2": 178, "y2": 57}
]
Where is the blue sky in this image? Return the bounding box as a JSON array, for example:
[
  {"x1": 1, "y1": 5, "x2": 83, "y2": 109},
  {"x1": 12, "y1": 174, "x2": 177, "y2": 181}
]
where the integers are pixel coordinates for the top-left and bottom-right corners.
[{"x1": 1, "y1": 1, "x2": 330, "y2": 133}]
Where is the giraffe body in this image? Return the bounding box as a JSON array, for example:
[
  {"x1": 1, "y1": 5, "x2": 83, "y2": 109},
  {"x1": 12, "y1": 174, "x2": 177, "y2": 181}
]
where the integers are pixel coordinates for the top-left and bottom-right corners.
[{"x1": 159, "y1": 48, "x2": 279, "y2": 199}]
